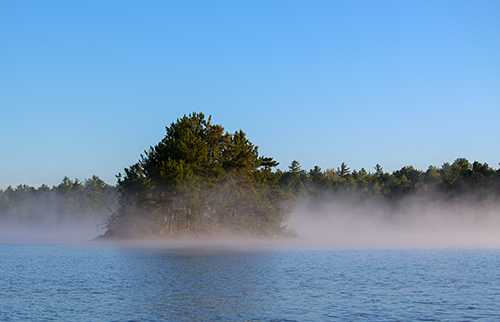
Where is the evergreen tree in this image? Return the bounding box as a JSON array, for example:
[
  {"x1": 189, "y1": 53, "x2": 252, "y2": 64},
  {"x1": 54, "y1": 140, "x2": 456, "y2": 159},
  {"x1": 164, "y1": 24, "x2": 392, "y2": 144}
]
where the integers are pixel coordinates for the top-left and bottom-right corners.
[{"x1": 108, "y1": 112, "x2": 292, "y2": 238}]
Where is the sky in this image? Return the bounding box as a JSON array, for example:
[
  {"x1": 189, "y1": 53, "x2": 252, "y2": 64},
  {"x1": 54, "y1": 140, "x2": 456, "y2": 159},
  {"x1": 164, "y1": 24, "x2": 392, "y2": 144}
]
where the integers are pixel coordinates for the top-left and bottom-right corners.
[{"x1": 1, "y1": 0, "x2": 499, "y2": 189}]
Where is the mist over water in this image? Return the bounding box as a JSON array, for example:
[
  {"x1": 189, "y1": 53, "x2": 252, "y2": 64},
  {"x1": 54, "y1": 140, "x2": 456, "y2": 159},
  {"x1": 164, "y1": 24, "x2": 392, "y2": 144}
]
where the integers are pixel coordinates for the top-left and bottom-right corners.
[
  {"x1": 2, "y1": 188, "x2": 500, "y2": 250},
  {"x1": 0, "y1": 208, "x2": 107, "y2": 243},
  {"x1": 2, "y1": 195, "x2": 500, "y2": 320},
  {"x1": 3, "y1": 199, "x2": 500, "y2": 249},
  {"x1": 287, "y1": 193, "x2": 500, "y2": 249},
  {"x1": 0, "y1": 221, "x2": 105, "y2": 243}
]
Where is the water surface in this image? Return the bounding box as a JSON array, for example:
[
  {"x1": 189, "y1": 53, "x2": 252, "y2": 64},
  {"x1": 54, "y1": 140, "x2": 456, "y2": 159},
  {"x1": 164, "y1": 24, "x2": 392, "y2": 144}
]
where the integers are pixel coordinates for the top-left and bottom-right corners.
[{"x1": 1, "y1": 242, "x2": 499, "y2": 321}]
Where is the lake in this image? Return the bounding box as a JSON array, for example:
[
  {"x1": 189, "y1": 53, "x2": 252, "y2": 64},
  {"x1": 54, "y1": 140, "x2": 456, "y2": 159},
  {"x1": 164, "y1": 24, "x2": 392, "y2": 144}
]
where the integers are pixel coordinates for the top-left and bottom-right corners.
[{"x1": 1, "y1": 241, "x2": 499, "y2": 321}]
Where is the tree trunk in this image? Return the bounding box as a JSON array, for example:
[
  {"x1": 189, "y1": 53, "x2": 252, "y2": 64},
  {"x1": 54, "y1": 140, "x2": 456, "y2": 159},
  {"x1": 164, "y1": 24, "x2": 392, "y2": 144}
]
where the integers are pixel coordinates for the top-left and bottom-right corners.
[{"x1": 167, "y1": 211, "x2": 174, "y2": 235}]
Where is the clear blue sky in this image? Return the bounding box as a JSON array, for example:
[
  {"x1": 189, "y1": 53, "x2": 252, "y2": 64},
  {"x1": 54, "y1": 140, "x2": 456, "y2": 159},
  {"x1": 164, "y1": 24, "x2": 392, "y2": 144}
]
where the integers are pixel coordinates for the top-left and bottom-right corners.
[{"x1": 1, "y1": 0, "x2": 499, "y2": 189}]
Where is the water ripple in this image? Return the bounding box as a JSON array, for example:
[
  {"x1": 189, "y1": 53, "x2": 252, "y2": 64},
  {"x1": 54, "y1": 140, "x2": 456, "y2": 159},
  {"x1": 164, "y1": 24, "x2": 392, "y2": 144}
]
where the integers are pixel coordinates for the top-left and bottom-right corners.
[{"x1": 1, "y1": 245, "x2": 499, "y2": 321}]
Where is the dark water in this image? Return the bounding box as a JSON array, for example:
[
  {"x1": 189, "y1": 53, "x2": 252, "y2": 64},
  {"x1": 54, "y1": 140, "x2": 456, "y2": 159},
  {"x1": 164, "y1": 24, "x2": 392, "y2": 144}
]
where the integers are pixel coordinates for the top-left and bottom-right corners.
[{"x1": 1, "y1": 242, "x2": 500, "y2": 321}]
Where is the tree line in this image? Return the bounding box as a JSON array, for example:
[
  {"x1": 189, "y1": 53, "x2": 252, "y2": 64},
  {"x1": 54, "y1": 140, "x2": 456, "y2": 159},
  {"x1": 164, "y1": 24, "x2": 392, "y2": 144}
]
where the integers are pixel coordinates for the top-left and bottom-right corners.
[
  {"x1": 2, "y1": 112, "x2": 499, "y2": 238},
  {"x1": 279, "y1": 159, "x2": 500, "y2": 202},
  {"x1": 0, "y1": 176, "x2": 118, "y2": 227}
]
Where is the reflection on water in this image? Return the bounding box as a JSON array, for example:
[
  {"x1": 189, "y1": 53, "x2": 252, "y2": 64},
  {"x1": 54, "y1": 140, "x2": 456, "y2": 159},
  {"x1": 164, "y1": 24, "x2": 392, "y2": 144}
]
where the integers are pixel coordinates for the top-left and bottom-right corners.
[
  {"x1": 124, "y1": 249, "x2": 273, "y2": 320},
  {"x1": 1, "y1": 242, "x2": 500, "y2": 321}
]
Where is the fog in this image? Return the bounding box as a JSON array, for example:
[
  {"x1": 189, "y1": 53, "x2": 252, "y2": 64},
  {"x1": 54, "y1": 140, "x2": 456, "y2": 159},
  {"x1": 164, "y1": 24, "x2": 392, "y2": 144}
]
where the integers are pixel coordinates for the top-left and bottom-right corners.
[
  {"x1": 0, "y1": 185, "x2": 116, "y2": 243},
  {"x1": 287, "y1": 193, "x2": 500, "y2": 249},
  {"x1": 2, "y1": 189, "x2": 500, "y2": 250},
  {"x1": 0, "y1": 210, "x2": 108, "y2": 243},
  {"x1": 0, "y1": 222, "x2": 106, "y2": 243}
]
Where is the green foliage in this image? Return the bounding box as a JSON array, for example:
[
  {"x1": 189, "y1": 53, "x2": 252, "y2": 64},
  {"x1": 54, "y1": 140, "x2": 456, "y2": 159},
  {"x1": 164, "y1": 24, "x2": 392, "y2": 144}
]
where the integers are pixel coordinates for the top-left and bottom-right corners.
[
  {"x1": 0, "y1": 176, "x2": 118, "y2": 226},
  {"x1": 277, "y1": 158, "x2": 500, "y2": 202},
  {"x1": 109, "y1": 112, "x2": 292, "y2": 238},
  {"x1": 279, "y1": 160, "x2": 307, "y2": 197}
]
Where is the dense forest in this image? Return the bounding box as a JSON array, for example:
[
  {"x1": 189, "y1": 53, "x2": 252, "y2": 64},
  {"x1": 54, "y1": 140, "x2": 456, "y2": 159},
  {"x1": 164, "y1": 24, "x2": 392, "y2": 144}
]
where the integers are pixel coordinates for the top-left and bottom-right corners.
[
  {"x1": 1, "y1": 112, "x2": 499, "y2": 239},
  {"x1": 0, "y1": 176, "x2": 117, "y2": 228}
]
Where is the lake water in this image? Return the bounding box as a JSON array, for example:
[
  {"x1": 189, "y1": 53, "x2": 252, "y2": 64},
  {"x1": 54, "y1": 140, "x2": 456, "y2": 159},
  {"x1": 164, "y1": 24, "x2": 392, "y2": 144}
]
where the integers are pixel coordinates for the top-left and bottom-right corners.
[{"x1": 1, "y1": 242, "x2": 500, "y2": 321}]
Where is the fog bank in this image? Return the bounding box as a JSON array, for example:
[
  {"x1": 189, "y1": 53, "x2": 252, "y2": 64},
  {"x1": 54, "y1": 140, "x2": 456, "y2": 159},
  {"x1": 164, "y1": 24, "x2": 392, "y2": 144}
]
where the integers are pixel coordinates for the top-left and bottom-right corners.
[
  {"x1": 0, "y1": 218, "x2": 105, "y2": 243},
  {"x1": 286, "y1": 193, "x2": 500, "y2": 249}
]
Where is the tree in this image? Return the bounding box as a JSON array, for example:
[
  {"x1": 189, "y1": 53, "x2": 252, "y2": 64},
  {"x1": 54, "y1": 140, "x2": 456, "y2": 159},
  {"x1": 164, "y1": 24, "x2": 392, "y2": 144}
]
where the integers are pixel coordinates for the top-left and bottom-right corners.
[
  {"x1": 337, "y1": 162, "x2": 350, "y2": 179},
  {"x1": 307, "y1": 166, "x2": 330, "y2": 196},
  {"x1": 108, "y1": 112, "x2": 292, "y2": 238},
  {"x1": 279, "y1": 161, "x2": 308, "y2": 197}
]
